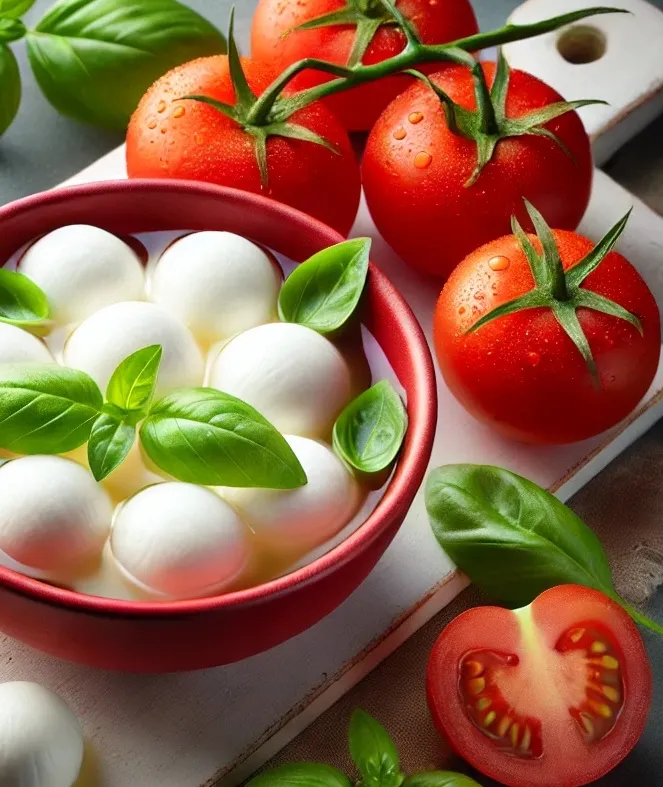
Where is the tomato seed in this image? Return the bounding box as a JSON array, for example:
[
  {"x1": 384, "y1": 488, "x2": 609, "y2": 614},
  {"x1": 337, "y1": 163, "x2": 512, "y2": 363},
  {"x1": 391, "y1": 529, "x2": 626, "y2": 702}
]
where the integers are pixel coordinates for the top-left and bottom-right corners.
[
  {"x1": 463, "y1": 659, "x2": 484, "y2": 677},
  {"x1": 468, "y1": 677, "x2": 485, "y2": 695},
  {"x1": 476, "y1": 698, "x2": 491, "y2": 711},
  {"x1": 591, "y1": 641, "x2": 608, "y2": 654},
  {"x1": 482, "y1": 711, "x2": 497, "y2": 728},
  {"x1": 497, "y1": 716, "x2": 512, "y2": 737},
  {"x1": 569, "y1": 628, "x2": 585, "y2": 643},
  {"x1": 602, "y1": 685, "x2": 621, "y2": 703}
]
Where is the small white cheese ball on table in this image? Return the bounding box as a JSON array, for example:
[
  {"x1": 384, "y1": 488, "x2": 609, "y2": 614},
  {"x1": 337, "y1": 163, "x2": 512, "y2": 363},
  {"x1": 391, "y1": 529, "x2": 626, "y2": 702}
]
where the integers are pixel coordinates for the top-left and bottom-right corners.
[
  {"x1": 0, "y1": 456, "x2": 111, "y2": 575},
  {"x1": 64, "y1": 301, "x2": 204, "y2": 397},
  {"x1": 0, "y1": 681, "x2": 84, "y2": 787},
  {"x1": 221, "y1": 436, "x2": 361, "y2": 557},
  {"x1": 150, "y1": 231, "x2": 281, "y2": 345},
  {"x1": 0, "y1": 322, "x2": 54, "y2": 364},
  {"x1": 209, "y1": 322, "x2": 352, "y2": 437},
  {"x1": 19, "y1": 225, "x2": 145, "y2": 325},
  {"x1": 111, "y1": 482, "x2": 251, "y2": 599}
]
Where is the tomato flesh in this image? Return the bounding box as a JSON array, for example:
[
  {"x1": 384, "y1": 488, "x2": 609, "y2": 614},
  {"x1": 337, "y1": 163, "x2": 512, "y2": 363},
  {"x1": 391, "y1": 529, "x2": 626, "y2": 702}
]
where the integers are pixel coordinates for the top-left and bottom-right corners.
[{"x1": 427, "y1": 586, "x2": 651, "y2": 787}]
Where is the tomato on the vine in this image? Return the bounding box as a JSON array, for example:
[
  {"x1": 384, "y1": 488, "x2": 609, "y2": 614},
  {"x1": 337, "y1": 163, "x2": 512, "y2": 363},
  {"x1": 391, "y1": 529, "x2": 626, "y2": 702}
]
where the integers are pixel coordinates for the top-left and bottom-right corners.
[
  {"x1": 126, "y1": 55, "x2": 361, "y2": 235},
  {"x1": 250, "y1": 0, "x2": 479, "y2": 131},
  {"x1": 433, "y1": 201, "x2": 660, "y2": 444},
  {"x1": 362, "y1": 57, "x2": 594, "y2": 278},
  {"x1": 427, "y1": 585, "x2": 652, "y2": 787}
]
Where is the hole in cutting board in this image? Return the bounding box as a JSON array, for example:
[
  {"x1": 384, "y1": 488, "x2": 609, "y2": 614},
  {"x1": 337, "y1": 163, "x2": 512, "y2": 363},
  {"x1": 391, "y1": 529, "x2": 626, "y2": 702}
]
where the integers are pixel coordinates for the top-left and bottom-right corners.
[{"x1": 557, "y1": 25, "x2": 607, "y2": 64}]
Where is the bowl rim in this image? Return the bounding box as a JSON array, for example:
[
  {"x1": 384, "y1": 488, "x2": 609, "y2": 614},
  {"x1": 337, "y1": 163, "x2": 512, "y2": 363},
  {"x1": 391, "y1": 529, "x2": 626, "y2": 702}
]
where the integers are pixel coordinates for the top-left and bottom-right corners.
[{"x1": 0, "y1": 179, "x2": 437, "y2": 618}]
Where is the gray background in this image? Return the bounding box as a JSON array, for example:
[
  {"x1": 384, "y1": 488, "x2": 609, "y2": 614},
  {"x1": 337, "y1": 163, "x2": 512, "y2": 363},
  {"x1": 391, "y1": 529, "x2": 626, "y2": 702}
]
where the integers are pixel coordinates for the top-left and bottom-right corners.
[{"x1": 2, "y1": 1, "x2": 663, "y2": 784}]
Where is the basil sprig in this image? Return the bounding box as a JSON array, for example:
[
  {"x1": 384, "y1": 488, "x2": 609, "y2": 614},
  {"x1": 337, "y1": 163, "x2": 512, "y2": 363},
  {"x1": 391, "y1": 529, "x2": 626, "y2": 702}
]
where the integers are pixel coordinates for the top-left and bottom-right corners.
[
  {"x1": 333, "y1": 381, "x2": 407, "y2": 477},
  {"x1": 87, "y1": 345, "x2": 163, "y2": 481},
  {"x1": 278, "y1": 238, "x2": 371, "y2": 335},
  {"x1": 140, "y1": 387, "x2": 307, "y2": 489},
  {"x1": 246, "y1": 709, "x2": 480, "y2": 787},
  {"x1": 0, "y1": 0, "x2": 225, "y2": 135},
  {"x1": 0, "y1": 363, "x2": 102, "y2": 454},
  {"x1": 0, "y1": 268, "x2": 51, "y2": 332},
  {"x1": 426, "y1": 464, "x2": 663, "y2": 636},
  {"x1": 349, "y1": 709, "x2": 404, "y2": 787},
  {"x1": 0, "y1": 346, "x2": 307, "y2": 489}
]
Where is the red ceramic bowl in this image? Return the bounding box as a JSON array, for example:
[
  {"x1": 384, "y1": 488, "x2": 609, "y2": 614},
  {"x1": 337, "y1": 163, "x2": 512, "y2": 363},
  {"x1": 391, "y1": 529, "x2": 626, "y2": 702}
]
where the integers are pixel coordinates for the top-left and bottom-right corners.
[{"x1": 0, "y1": 180, "x2": 436, "y2": 672}]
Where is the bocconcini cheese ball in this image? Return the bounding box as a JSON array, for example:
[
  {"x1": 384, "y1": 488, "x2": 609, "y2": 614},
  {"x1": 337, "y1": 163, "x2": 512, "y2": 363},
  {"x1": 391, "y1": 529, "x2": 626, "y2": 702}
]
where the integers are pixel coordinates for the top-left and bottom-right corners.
[
  {"x1": 0, "y1": 456, "x2": 111, "y2": 574},
  {"x1": 150, "y1": 231, "x2": 281, "y2": 344},
  {"x1": 221, "y1": 436, "x2": 361, "y2": 556},
  {"x1": 64, "y1": 301, "x2": 204, "y2": 397},
  {"x1": 208, "y1": 322, "x2": 352, "y2": 436},
  {"x1": 19, "y1": 224, "x2": 145, "y2": 324},
  {"x1": 0, "y1": 322, "x2": 54, "y2": 364},
  {"x1": 0, "y1": 681, "x2": 84, "y2": 787},
  {"x1": 111, "y1": 483, "x2": 251, "y2": 599}
]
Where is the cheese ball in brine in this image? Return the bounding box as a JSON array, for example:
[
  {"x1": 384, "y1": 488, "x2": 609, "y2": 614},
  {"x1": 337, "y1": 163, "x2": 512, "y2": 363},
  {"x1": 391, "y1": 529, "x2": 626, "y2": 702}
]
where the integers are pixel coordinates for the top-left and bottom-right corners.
[
  {"x1": 150, "y1": 231, "x2": 281, "y2": 345},
  {"x1": 64, "y1": 301, "x2": 204, "y2": 397},
  {"x1": 0, "y1": 456, "x2": 112, "y2": 574},
  {"x1": 19, "y1": 225, "x2": 145, "y2": 324},
  {"x1": 111, "y1": 482, "x2": 251, "y2": 599},
  {"x1": 0, "y1": 322, "x2": 54, "y2": 364},
  {"x1": 221, "y1": 436, "x2": 361, "y2": 557},
  {"x1": 209, "y1": 322, "x2": 352, "y2": 437}
]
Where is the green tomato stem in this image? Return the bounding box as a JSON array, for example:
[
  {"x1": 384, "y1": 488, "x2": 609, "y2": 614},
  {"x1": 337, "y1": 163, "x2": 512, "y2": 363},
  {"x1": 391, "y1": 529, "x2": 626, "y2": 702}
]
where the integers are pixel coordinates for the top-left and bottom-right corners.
[{"x1": 247, "y1": 6, "x2": 626, "y2": 125}]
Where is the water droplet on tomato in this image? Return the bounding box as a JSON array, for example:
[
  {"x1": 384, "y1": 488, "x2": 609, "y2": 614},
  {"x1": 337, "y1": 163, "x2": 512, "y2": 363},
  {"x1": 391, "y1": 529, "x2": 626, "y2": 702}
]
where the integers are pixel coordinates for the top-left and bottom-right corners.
[
  {"x1": 489, "y1": 255, "x2": 510, "y2": 271},
  {"x1": 157, "y1": 101, "x2": 167, "y2": 114},
  {"x1": 172, "y1": 106, "x2": 185, "y2": 119},
  {"x1": 393, "y1": 127, "x2": 407, "y2": 140},
  {"x1": 527, "y1": 351, "x2": 541, "y2": 367},
  {"x1": 414, "y1": 151, "x2": 432, "y2": 169},
  {"x1": 408, "y1": 112, "x2": 424, "y2": 124}
]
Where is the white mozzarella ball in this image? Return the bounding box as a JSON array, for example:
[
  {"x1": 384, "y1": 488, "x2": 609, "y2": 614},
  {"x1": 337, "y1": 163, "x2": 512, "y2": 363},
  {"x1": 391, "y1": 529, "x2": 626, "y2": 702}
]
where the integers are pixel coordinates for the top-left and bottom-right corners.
[
  {"x1": 111, "y1": 483, "x2": 251, "y2": 599},
  {"x1": 0, "y1": 322, "x2": 54, "y2": 364},
  {"x1": 0, "y1": 456, "x2": 112, "y2": 573},
  {"x1": 209, "y1": 322, "x2": 351, "y2": 437},
  {"x1": 0, "y1": 682, "x2": 83, "y2": 787},
  {"x1": 64, "y1": 301, "x2": 204, "y2": 396},
  {"x1": 150, "y1": 231, "x2": 281, "y2": 344},
  {"x1": 221, "y1": 436, "x2": 361, "y2": 556},
  {"x1": 19, "y1": 225, "x2": 145, "y2": 324}
]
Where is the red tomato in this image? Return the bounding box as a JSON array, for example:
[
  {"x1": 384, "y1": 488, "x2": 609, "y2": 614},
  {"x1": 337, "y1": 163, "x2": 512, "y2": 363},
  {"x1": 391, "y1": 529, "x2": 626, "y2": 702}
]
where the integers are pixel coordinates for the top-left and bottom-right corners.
[
  {"x1": 250, "y1": 0, "x2": 479, "y2": 131},
  {"x1": 126, "y1": 56, "x2": 361, "y2": 236},
  {"x1": 433, "y1": 226, "x2": 660, "y2": 443},
  {"x1": 427, "y1": 585, "x2": 652, "y2": 787},
  {"x1": 362, "y1": 62, "x2": 593, "y2": 278}
]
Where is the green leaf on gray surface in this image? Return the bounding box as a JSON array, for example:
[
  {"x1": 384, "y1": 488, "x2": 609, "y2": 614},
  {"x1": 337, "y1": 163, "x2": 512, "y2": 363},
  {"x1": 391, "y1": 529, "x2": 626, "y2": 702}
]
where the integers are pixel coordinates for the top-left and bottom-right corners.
[
  {"x1": 349, "y1": 709, "x2": 404, "y2": 787},
  {"x1": 246, "y1": 763, "x2": 352, "y2": 787},
  {"x1": 26, "y1": 0, "x2": 226, "y2": 129}
]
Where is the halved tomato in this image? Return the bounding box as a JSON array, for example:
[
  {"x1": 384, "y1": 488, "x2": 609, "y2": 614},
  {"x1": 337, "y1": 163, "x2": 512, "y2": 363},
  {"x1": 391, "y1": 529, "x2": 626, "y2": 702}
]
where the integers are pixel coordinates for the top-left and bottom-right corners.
[{"x1": 427, "y1": 586, "x2": 651, "y2": 787}]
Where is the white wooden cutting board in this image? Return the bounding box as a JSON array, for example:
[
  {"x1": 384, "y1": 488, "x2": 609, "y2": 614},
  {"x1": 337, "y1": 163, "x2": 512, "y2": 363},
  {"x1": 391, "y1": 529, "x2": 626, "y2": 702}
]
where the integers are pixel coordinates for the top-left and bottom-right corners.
[{"x1": 1, "y1": 2, "x2": 663, "y2": 786}]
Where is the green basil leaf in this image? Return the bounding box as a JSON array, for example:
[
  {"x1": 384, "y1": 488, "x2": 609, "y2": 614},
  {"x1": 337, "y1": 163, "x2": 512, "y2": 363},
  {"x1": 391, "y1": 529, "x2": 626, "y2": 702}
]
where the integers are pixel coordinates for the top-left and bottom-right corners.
[
  {"x1": 87, "y1": 414, "x2": 135, "y2": 481},
  {"x1": 0, "y1": 17, "x2": 25, "y2": 43},
  {"x1": 0, "y1": 0, "x2": 34, "y2": 19},
  {"x1": 278, "y1": 238, "x2": 371, "y2": 335},
  {"x1": 349, "y1": 709, "x2": 404, "y2": 787},
  {"x1": 0, "y1": 268, "x2": 50, "y2": 330},
  {"x1": 333, "y1": 380, "x2": 407, "y2": 475},
  {"x1": 405, "y1": 774, "x2": 483, "y2": 787},
  {"x1": 27, "y1": 0, "x2": 226, "y2": 130},
  {"x1": 0, "y1": 43, "x2": 20, "y2": 136},
  {"x1": 140, "y1": 387, "x2": 308, "y2": 488},
  {"x1": 106, "y1": 345, "x2": 162, "y2": 415},
  {"x1": 425, "y1": 464, "x2": 616, "y2": 608},
  {"x1": 247, "y1": 763, "x2": 352, "y2": 787},
  {"x1": 0, "y1": 363, "x2": 103, "y2": 453}
]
